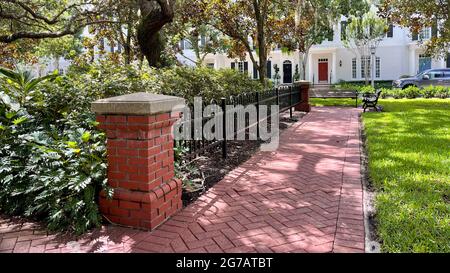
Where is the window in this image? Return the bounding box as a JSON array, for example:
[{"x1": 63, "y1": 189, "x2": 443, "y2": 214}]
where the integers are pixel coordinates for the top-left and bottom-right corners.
[
  {"x1": 231, "y1": 61, "x2": 248, "y2": 73},
  {"x1": 318, "y1": 58, "x2": 328, "y2": 63},
  {"x1": 238, "y1": 62, "x2": 244, "y2": 73},
  {"x1": 428, "y1": 71, "x2": 443, "y2": 79},
  {"x1": 253, "y1": 62, "x2": 258, "y2": 79},
  {"x1": 419, "y1": 28, "x2": 431, "y2": 40},
  {"x1": 386, "y1": 24, "x2": 394, "y2": 38},
  {"x1": 446, "y1": 53, "x2": 450, "y2": 68},
  {"x1": 58, "y1": 69, "x2": 64, "y2": 75},
  {"x1": 352, "y1": 58, "x2": 357, "y2": 78},
  {"x1": 200, "y1": 36, "x2": 206, "y2": 47},
  {"x1": 206, "y1": 63, "x2": 214, "y2": 69},
  {"x1": 419, "y1": 54, "x2": 432, "y2": 72},
  {"x1": 341, "y1": 21, "x2": 348, "y2": 40},
  {"x1": 266, "y1": 60, "x2": 272, "y2": 79},
  {"x1": 180, "y1": 39, "x2": 192, "y2": 50},
  {"x1": 184, "y1": 40, "x2": 193, "y2": 49},
  {"x1": 100, "y1": 38, "x2": 105, "y2": 49},
  {"x1": 327, "y1": 29, "x2": 334, "y2": 41},
  {"x1": 361, "y1": 56, "x2": 371, "y2": 78}
]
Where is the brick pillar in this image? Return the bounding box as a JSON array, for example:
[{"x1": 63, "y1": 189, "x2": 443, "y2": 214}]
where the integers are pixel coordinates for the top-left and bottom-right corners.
[
  {"x1": 91, "y1": 92, "x2": 185, "y2": 230},
  {"x1": 294, "y1": 81, "x2": 311, "y2": 112}
]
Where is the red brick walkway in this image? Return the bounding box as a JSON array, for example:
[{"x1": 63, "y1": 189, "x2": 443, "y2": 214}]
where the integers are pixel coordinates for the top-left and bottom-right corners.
[{"x1": 0, "y1": 107, "x2": 365, "y2": 253}]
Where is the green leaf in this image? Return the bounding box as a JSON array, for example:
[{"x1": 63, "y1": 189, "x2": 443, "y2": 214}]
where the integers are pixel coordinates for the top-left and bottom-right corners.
[
  {"x1": 12, "y1": 116, "x2": 28, "y2": 125},
  {"x1": 81, "y1": 131, "x2": 91, "y2": 143},
  {"x1": 5, "y1": 112, "x2": 16, "y2": 119},
  {"x1": 67, "y1": 141, "x2": 78, "y2": 148}
]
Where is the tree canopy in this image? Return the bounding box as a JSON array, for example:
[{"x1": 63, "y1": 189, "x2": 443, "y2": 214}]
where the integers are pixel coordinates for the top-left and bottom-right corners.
[{"x1": 379, "y1": 0, "x2": 450, "y2": 57}]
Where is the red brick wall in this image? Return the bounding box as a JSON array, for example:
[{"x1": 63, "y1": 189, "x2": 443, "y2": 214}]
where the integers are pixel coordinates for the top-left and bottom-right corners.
[{"x1": 96, "y1": 112, "x2": 182, "y2": 230}]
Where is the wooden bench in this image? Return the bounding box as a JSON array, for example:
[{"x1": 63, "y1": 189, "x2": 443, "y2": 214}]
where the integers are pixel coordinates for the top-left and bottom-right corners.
[
  {"x1": 362, "y1": 89, "x2": 382, "y2": 112},
  {"x1": 309, "y1": 89, "x2": 359, "y2": 107}
]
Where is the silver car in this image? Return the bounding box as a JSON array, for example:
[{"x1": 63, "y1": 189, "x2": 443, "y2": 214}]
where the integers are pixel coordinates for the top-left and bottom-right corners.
[{"x1": 392, "y1": 68, "x2": 450, "y2": 89}]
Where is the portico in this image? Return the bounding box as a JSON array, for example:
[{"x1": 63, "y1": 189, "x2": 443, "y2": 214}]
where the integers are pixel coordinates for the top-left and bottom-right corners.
[{"x1": 308, "y1": 47, "x2": 338, "y2": 85}]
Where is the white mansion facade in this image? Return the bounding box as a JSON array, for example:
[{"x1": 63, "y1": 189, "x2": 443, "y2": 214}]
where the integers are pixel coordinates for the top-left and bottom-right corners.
[
  {"x1": 180, "y1": 21, "x2": 450, "y2": 85},
  {"x1": 30, "y1": 15, "x2": 450, "y2": 85}
]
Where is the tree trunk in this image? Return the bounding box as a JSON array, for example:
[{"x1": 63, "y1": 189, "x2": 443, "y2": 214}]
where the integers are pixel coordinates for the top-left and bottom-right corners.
[
  {"x1": 124, "y1": 8, "x2": 133, "y2": 65},
  {"x1": 253, "y1": 0, "x2": 267, "y2": 85},
  {"x1": 137, "y1": 0, "x2": 174, "y2": 68},
  {"x1": 365, "y1": 55, "x2": 369, "y2": 85}
]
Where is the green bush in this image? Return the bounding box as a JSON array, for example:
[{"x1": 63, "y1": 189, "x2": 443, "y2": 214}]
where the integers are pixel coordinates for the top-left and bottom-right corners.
[
  {"x1": 359, "y1": 85, "x2": 375, "y2": 94},
  {"x1": 434, "y1": 86, "x2": 449, "y2": 99},
  {"x1": 420, "y1": 86, "x2": 437, "y2": 98},
  {"x1": 0, "y1": 71, "x2": 110, "y2": 234},
  {"x1": 402, "y1": 86, "x2": 421, "y2": 99},
  {"x1": 380, "y1": 88, "x2": 394, "y2": 98},
  {"x1": 0, "y1": 62, "x2": 264, "y2": 234}
]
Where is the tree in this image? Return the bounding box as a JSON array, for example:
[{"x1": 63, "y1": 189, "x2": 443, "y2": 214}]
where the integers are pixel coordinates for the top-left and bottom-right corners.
[
  {"x1": 295, "y1": 0, "x2": 370, "y2": 80},
  {"x1": 274, "y1": 0, "x2": 369, "y2": 81},
  {"x1": 166, "y1": 0, "x2": 229, "y2": 67},
  {"x1": 379, "y1": 0, "x2": 449, "y2": 57},
  {"x1": 0, "y1": 0, "x2": 113, "y2": 43},
  {"x1": 192, "y1": 0, "x2": 290, "y2": 85},
  {"x1": 137, "y1": 0, "x2": 176, "y2": 68},
  {"x1": 343, "y1": 11, "x2": 387, "y2": 84},
  {"x1": 0, "y1": 0, "x2": 176, "y2": 67}
]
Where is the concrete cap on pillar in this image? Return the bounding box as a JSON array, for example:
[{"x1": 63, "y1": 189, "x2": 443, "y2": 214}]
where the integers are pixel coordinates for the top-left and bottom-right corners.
[
  {"x1": 293, "y1": 81, "x2": 311, "y2": 87},
  {"x1": 91, "y1": 92, "x2": 185, "y2": 115}
]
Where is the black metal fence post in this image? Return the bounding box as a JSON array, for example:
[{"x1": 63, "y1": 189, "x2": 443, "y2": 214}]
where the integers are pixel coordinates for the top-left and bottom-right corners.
[
  {"x1": 289, "y1": 85, "x2": 293, "y2": 118},
  {"x1": 221, "y1": 97, "x2": 227, "y2": 159},
  {"x1": 276, "y1": 87, "x2": 280, "y2": 107},
  {"x1": 256, "y1": 92, "x2": 260, "y2": 140}
]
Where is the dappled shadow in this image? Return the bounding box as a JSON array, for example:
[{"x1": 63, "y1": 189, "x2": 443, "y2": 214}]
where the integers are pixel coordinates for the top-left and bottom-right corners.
[{"x1": 0, "y1": 107, "x2": 365, "y2": 253}]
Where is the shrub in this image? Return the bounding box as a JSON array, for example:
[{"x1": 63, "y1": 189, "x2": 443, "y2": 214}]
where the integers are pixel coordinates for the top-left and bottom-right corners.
[
  {"x1": 420, "y1": 86, "x2": 437, "y2": 98},
  {"x1": 0, "y1": 62, "x2": 264, "y2": 233},
  {"x1": 380, "y1": 88, "x2": 395, "y2": 98},
  {"x1": 0, "y1": 79, "x2": 110, "y2": 234},
  {"x1": 402, "y1": 86, "x2": 420, "y2": 99},
  {"x1": 434, "y1": 86, "x2": 449, "y2": 99},
  {"x1": 359, "y1": 85, "x2": 375, "y2": 94}
]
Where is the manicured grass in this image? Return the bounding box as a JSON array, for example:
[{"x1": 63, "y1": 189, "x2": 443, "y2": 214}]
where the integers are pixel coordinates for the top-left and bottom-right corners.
[
  {"x1": 362, "y1": 99, "x2": 450, "y2": 252},
  {"x1": 310, "y1": 97, "x2": 357, "y2": 107}
]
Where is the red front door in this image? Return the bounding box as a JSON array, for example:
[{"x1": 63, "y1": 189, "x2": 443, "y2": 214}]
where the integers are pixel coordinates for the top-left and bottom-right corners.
[{"x1": 318, "y1": 62, "x2": 328, "y2": 82}]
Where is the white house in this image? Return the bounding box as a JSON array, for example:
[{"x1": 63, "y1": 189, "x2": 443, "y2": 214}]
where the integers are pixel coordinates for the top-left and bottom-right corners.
[
  {"x1": 196, "y1": 21, "x2": 450, "y2": 85},
  {"x1": 28, "y1": 14, "x2": 450, "y2": 85}
]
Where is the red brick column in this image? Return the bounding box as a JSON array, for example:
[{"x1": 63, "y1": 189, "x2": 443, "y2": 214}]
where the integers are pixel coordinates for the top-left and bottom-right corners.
[
  {"x1": 91, "y1": 93, "x2": 185, "y2": 230},
  {"x1": 294, "y1": 81, "x2": 311, "y2": 112}
]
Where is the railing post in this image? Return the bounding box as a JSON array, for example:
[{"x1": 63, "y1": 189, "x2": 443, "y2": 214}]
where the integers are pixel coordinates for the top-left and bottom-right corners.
[
  {"x1": 276, "y1": 87, "x2": 280, "y2": 107},
  {"x1": 256, "y1": 92, "x2": 260, "y2": 140},
  {"x1": 289, "y1": 85, "x2": 293, "y2": 119},
  {"x1": 221, "y1": 97, "x2": 227, "y2": 159}
]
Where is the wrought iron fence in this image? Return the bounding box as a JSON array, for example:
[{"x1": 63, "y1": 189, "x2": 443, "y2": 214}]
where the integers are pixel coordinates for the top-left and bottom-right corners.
[{"x1": 176, "y1": 83, "x2": 303, "y2": 161}]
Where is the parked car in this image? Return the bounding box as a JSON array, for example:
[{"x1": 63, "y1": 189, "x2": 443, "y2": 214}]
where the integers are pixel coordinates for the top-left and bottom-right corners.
[{"x1": 392, "y1": 68, "x2": 450, "y2": 89}]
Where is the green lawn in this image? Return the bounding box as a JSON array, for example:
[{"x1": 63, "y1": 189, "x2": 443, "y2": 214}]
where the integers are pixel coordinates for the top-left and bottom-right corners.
[
  {"x1": 310, "y1": 97, "x2": 357, "y2": 107},
  {"x1": 362, "y1": 99, "x2": 450, "y2": 252}
]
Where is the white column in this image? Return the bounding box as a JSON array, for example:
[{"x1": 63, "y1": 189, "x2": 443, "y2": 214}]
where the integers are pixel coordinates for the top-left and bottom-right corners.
[
  {"x1": 440, "y1": 57, "x2": 446, "y2": 68},
  {"x1": 409, "y1": 48, "x2": 416, "y2": 76},
  {"x1": 332, "y1": 51, "x2": 337, "y2": 84},
  {"x1": 308, "y1": 53, "x2": 313, "y2": 84}
]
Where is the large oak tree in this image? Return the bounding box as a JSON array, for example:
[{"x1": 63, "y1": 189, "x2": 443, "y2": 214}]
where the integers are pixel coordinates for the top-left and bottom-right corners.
[{"x1": 0, "y1": 0, "x2": 176, "y2": 67}]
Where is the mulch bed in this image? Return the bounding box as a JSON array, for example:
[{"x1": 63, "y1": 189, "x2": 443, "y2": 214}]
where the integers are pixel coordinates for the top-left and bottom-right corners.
[{"x1": 181, "y1": 111, "x2": 307, "y2": 207}]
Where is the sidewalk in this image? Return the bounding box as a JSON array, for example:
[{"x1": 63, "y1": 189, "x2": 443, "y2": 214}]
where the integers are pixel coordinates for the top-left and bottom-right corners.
[{"x1": 0, "y1": 107, "x2": 365, "y2": 253}]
